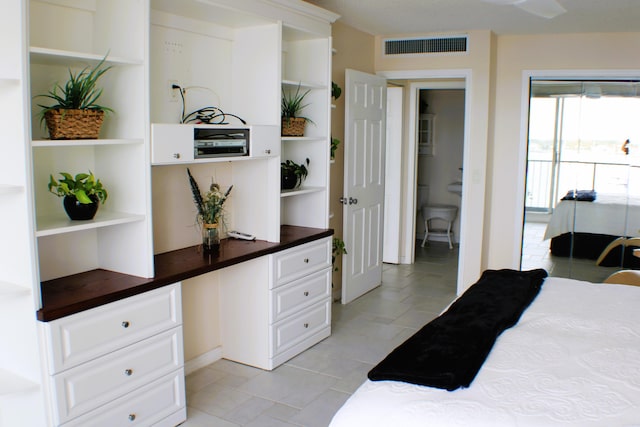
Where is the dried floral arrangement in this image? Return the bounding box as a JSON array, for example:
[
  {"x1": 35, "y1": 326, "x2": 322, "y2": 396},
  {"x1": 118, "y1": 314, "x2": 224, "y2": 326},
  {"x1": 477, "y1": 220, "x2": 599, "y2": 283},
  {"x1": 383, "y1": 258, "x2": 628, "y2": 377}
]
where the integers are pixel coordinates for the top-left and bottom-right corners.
[{"x1": 187, "y1": 168, "x2": 233, "y2": 225}]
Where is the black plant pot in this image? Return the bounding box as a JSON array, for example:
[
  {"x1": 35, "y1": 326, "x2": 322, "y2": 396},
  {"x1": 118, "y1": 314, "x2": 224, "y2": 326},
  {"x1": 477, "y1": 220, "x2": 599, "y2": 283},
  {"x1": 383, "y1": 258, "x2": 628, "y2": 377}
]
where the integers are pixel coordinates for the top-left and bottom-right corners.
[
  {"x1": 63, "y1": 195, "x2": 99, "y2": 220},
  {"x1": 281, "y1": 170, "x2": 298, "y2": 190}
]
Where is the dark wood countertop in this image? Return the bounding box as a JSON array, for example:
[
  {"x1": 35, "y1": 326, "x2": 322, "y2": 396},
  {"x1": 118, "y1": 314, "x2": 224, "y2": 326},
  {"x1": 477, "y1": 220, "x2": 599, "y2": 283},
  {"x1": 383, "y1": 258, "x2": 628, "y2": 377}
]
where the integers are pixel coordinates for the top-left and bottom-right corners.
[{"x1": 37, "y1": 225, "x2": 333, "y2": 322}]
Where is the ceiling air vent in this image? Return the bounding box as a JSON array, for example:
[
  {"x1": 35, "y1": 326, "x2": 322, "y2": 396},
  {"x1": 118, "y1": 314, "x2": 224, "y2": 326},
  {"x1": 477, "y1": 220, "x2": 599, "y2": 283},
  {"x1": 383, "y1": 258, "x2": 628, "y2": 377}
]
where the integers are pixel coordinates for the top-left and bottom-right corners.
[{"x1": 384, "y1": 35, "x2": 468, "y2": 55}]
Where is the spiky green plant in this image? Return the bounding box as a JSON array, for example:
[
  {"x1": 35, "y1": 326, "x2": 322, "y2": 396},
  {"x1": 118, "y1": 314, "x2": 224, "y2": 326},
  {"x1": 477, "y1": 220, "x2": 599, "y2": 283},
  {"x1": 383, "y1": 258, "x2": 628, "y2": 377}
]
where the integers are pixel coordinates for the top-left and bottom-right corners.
[
  {"x1": 281, "y1": 83, "x2": 314, "y2": 125},
  {"x1": 37, "y1": 54, "x2": 113, "y2": 123}
]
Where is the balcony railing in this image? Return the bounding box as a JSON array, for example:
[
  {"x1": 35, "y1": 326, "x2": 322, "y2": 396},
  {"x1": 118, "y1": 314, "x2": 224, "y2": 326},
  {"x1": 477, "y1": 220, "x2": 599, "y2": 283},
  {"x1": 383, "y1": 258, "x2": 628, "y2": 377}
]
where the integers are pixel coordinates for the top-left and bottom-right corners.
[{"x1": 526, "y1": 160, "x2": 638, "y2": 212}]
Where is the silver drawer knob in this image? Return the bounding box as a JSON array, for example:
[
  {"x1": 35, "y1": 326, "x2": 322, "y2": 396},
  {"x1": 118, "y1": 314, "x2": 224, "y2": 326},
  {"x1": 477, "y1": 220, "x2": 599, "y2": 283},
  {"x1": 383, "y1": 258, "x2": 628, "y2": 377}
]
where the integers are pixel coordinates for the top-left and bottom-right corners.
[
  {"x1": 125, "y1": 369, "x2": 133, "y2": 376},
  {"x1": 128, "y1": 414, "x2": 136, "y2": 421},
  {"x1": 304, "y1": 258, "x2": 309, "y2": 263},
  {"x1": 304, "y1": 323, "x2": 309, "y2": 328},
  {"x1": 304, "y1": 291, "x2": 309, "y2": 296},
  {"x1": 122, "y1": 321, "x2": 130, "y2": 328},
  {"x1": 173, "y1": 153, "x2": 181, "y2": 159},
  {"x1": 265, "y1": 149, "x2": 271, "y2": 154}
]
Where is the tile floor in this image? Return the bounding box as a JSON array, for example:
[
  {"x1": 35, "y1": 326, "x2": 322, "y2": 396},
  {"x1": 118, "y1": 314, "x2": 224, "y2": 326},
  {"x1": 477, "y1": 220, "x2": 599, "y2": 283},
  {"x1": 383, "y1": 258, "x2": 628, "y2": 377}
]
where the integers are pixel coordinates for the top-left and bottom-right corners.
[
  {"x1": 521, "y1": 221, "x2": 618, "y2": 283},
  {"x1": 181, "y1": 242, "x2": 459, "y2": 427}
]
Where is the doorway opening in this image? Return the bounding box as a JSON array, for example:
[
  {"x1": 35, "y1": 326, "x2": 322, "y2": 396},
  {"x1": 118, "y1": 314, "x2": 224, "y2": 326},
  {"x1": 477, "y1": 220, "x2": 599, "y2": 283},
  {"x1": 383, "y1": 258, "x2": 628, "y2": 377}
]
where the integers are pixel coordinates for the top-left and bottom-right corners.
[{"x1": 382, "y1": 78, "x2": 467, "y2": 291}]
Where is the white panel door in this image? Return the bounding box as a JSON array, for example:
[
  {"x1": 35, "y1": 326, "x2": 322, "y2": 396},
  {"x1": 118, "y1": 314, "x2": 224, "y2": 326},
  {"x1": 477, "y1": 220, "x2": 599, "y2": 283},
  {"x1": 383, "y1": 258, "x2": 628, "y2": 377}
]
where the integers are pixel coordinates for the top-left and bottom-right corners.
[{"x1": 342, "y1": 69, "x2": 387, "y2": 304}]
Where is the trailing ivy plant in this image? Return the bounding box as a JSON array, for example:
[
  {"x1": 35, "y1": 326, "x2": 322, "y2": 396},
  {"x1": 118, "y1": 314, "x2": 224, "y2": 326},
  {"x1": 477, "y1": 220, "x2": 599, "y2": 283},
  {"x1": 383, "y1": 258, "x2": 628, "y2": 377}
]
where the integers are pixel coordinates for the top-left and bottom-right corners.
[
  {"x1": 332, "y1": 237, "x2": 347, "y2": 271},
  {"x1": 48, "y1": 171, "x2": 108, "y2": 205}
]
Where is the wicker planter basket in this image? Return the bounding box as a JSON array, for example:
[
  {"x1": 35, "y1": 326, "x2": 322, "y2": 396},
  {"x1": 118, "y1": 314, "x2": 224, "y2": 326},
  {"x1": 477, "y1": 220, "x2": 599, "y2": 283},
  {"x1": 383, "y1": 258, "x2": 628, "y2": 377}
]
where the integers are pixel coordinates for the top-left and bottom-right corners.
[
  {"x1": 281, "y1": 117, "x2": 306, "y2": 137},
  {"x1": 44, "y1": 109, "x2": 105, "y2": 140}
]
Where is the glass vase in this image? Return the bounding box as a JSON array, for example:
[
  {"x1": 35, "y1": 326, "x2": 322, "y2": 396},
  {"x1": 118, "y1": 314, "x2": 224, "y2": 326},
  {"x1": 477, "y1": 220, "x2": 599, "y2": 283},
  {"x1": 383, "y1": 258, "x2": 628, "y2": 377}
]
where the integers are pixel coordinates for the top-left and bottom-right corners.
[{"x1": 202, "y1": 223, "x2": 220, "y2": 254}]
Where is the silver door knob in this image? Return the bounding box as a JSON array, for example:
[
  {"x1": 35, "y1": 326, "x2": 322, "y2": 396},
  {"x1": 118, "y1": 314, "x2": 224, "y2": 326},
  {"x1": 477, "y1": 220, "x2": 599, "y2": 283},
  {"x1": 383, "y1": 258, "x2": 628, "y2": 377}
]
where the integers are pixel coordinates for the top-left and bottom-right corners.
[{"x1": 349, "y1": 197, "x2": 358, "y2": 205}]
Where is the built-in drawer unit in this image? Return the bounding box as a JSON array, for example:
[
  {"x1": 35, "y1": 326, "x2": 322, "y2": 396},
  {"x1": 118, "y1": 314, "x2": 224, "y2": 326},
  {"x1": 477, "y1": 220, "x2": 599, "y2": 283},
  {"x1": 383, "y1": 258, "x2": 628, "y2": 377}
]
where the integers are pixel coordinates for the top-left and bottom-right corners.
[
  {"x1": 220, "y1": 237, "x2": 332, "y2": 371},
  {"x1": 272, "y1": 237, "x2": 331, "y2": 288},
  {"x1": 51, "y1": 328, "x2": 183, "y2": 424},
  {"x1": 271, "y1": 299, "x2": 331, "y2": 357},
  {"x1": 61, "y1": 370, "x2": 186, "y2": 427},
  {"x1": 271, "y1": 268, "x2": 331, "y2": 323},
  {"x1": 40, "y1": 283, "x2": 185, "y2": 427},
  {"x1": 42, "y1": 283, "x2": 181, "y2": 374}
]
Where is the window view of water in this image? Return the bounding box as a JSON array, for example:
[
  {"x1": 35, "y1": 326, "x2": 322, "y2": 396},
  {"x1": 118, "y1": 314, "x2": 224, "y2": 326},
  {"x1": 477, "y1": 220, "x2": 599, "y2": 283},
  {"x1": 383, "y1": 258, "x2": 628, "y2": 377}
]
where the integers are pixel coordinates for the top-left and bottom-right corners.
[{"x1": 526, "y1": 86, "x2": 640, "y2": 212}]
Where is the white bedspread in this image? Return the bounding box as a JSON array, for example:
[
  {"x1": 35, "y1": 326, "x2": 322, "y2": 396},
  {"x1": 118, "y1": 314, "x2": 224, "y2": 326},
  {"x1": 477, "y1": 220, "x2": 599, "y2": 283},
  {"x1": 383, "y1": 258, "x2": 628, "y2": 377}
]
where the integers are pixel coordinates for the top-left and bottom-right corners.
[
  {"x1": 329, "y1": 277, "x2": 640, "y2": 427},
  {"x1": 543, "y1": 194, "x2": 640, "y2": 240}
]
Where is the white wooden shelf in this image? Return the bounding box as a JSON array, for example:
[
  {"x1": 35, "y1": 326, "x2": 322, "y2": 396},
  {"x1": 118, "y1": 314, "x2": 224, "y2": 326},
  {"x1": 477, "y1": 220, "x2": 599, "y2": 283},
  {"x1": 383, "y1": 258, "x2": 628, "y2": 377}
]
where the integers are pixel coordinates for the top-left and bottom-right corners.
[
  {"x1": 281, "y1": 136, "x2": 326, "y2": 142},
  {"x1": 282, "y1": 79, "x2": 327, "y2": 90},
  {"x1": 280, "y1": 186, "x2": 324, "y2": 197},
  {"x1": 32, "y1": 138, "x2": 144, "y2": 147},
  {"x1": 0, "y1": 281, "x2": 31, "y2": 297},
  {"x1": 0, "y1": 184, "x2": 24, "y2": 195},
  {"x1": 36, "y1": 211, "x2": 145, "y2": 237},
  {"x1": 0, "y1": 369, "x2": 39, "y2": 396},
  {"x1": 29, "y1": 47, "x2": 143, "y2": 67}
]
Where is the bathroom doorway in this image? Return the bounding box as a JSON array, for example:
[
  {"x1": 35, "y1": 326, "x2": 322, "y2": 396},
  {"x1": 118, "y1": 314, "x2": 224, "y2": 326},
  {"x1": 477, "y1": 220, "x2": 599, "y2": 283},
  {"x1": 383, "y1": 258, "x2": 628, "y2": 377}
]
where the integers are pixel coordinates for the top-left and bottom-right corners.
[{"x1": 415, "y1": 88, "x2": 466, "y2": 249}]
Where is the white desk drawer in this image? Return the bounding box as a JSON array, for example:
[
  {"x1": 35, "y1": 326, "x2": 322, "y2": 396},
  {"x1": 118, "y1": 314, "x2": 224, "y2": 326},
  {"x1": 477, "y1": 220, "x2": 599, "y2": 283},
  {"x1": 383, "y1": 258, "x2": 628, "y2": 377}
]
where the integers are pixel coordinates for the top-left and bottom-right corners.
[
  {"x1": 271, "y1": 268, "x2": 331, "y2": 323},
  {"x1": 272, "y1": 238, "x2": 331, "y2": 288},
  {"x1": 271, "y1": 299, "x2": 330, "y2": 357},
  {"x1": 51, "y1": 328, "x2": 184, "y2": 424},
  {"x1": 62, "y1": 369, "x2": 186, "y2": 427},
  {"x1": 43, "y1": 283, "x2": 181, "y2": 374}
]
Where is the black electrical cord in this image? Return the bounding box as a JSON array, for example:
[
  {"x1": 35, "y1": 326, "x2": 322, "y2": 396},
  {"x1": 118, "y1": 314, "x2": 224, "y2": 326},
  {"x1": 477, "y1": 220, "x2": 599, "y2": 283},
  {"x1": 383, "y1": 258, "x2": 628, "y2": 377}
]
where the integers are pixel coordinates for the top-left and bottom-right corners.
[{"x1": 172, "y1": 84, "x2": 246, "y2": 125}]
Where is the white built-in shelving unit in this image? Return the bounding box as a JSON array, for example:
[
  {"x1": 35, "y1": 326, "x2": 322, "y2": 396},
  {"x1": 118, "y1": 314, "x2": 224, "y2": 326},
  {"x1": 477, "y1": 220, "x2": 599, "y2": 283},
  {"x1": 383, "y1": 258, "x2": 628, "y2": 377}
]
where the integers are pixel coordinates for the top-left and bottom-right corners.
[
  {"x1": 2, "y1": 0, "x2": 337, "y2": 423},
  {"x1": 28, "y1": 0, "x2": 153, "y2": 282},
  {"x1": 280, "y1": 28, "x2": 332, "y2": 229},
  {"x1": 0, "y1": 1, "x2": 47, "y2": 425}
]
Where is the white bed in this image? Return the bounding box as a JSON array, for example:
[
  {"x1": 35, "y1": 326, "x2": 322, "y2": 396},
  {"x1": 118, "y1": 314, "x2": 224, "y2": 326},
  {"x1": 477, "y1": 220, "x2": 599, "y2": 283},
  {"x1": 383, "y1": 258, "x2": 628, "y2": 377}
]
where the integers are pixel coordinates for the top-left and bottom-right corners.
[
  {"x1": 544, "y1": 194, "x2": 640, "y2": 241},
  {"x1": 329, "y1": 277, "x2": 640, "y2": 427}
]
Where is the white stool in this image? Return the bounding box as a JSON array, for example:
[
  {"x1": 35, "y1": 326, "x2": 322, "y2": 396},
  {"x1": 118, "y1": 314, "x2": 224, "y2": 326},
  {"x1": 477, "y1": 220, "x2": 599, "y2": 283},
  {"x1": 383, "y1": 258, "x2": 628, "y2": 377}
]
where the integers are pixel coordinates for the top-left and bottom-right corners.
[{"x1": 421, "y1": 205, "x2": 457, "y2": 249}]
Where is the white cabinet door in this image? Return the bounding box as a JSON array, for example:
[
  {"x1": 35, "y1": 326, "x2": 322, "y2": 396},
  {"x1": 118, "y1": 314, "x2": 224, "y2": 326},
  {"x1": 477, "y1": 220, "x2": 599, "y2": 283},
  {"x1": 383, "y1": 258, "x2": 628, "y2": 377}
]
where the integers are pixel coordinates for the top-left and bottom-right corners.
[
  {"x1": 151, "y1": 124, "x2": 194, "y2": 164},
  {"x1": 250, "y1": 125, "x2": 280, "y2": 158}
]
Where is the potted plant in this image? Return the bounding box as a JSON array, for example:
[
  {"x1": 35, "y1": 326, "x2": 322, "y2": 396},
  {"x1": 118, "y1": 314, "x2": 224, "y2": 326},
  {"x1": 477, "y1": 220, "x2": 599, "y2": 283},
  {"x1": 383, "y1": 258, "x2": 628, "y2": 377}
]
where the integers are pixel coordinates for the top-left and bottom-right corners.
[
  {"x1": 187, "y1": 168, "x2": 233, "y2": 254},
  {"x1": 331, "y1": 137, "x2": 341, "y2": 160},
  {"x1": 332, "y1": 81, "x2": 342, "y2": 100},
  {"x1": 281, "y1": 83, "x2": 313, "y2": 137},
  {"x1": 48, "y1": 171, "x2": 108, "y2": 220},
  {"x1": 332, "y1": 237, "x2": 347, "y2": 271},
  {"x1": 36, "y1": 54, "x2": 113, "y2": 140},
  {"x1": 281, "y1": 158, "x2": 309, "y2": 190}
]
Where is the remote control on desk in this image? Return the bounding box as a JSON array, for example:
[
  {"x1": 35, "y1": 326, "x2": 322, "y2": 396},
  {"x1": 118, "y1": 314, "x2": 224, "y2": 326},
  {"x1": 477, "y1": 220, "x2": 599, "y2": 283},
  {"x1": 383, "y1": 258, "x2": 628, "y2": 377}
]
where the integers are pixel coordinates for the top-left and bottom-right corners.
[{"x1": 228, "y1": 231, "x2": 256, "y2": 241}]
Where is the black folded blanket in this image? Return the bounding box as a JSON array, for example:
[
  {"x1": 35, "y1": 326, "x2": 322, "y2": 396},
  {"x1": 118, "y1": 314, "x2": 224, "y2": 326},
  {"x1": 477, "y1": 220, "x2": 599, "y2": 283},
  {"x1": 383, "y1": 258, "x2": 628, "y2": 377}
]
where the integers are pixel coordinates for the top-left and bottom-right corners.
[
  {"x1": 368, "y1": 268, "x2": 548, "y2": 391},
  {"x1": 561, "y1": 189, "x2": 596, "y2": 201}
]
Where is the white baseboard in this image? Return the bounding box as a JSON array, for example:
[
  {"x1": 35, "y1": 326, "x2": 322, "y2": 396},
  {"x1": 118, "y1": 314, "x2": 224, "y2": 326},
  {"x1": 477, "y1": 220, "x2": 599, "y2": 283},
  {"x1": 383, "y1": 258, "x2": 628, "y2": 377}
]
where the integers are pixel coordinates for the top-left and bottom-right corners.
[{"x1": 184, "y1": 346, "x2": 223, "y2": 375}]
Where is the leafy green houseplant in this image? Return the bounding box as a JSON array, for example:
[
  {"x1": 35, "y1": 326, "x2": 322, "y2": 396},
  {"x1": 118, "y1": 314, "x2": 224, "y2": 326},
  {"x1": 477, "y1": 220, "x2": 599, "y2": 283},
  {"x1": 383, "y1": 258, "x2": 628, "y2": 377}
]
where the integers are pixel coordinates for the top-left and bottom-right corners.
[
  {"x1": 36, "y1": 55, "x2": 113, "y2": 140},
  {"x1": 187, "y1": 168, "x2": 233, "y2": 253},
  {"x1": 281, "y1": 84, "x2": 313, "y2": 136},
  {"x1": 48, "y1": 171, "x2": 108, "y2": 220},
  {"x1": 331, "y1": 81, "x2": 342, "y2": 100},
  {"x1": 331, "y1": 137, "x2": 341, "y2": 160},
  {"x1": 281, "y1": 158, "x2": 309, "y2": 190},
  {"x1": 332, "y1": 237, "x2": 347, "y2": 272}
]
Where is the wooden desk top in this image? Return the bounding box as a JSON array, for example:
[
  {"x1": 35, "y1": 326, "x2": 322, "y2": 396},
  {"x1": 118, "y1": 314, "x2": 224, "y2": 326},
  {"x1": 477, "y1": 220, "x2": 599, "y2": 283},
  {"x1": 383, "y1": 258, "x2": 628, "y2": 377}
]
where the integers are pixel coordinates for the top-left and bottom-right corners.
[{"x1": 37, "y1": 225, "x2": 333, "y2": 322}]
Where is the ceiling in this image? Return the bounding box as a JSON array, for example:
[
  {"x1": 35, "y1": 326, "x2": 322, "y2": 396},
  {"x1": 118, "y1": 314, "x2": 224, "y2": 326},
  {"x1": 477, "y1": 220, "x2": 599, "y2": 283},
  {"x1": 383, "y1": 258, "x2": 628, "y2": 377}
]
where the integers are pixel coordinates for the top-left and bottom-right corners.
[{"x1": 302, "y1": 0, "x2": 640, "y2": 36}]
